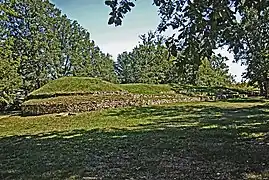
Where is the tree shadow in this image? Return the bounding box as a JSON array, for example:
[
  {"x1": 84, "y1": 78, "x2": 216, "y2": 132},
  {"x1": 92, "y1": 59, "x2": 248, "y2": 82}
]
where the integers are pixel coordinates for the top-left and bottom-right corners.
[
  {"x1": 0, "y1": 103, "x2": 269, "y2": 179},
  {"x1": 0, "y1": 111, "x2": 21, "y2": 118},
  {"x1": 225, "y1": 98, "x2": 266, "y2": 103}
]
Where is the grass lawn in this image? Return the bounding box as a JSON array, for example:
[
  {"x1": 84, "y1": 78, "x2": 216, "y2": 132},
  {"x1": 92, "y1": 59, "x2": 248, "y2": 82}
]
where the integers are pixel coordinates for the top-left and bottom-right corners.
[
  {"x1": 0, "y1": 102, "x2": 269, "y2": 179},
  {"x1": 30, "y1": 77, "x2": 123, "y2": 97},
  {"x1": 29, "y1": 77, "x2": 175, "y2": 99},
  {"x1": 120, "y1": 84, "x2": 173, "y2": 94}
]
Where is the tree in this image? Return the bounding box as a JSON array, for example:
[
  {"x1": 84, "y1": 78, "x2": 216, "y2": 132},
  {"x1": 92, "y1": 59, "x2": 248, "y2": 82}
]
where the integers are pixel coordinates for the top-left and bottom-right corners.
[
  {"x1": 0, "y1": 37, "x2": 21, "y2": 108},
  {"x1": 115, "y1": 31, "x2": 233, "y2": 85},
  {"x1": 231, "y1": 7, "x2": 269, "y2": 97},
  {"x1": 0, "y1": 0, "x2": 118, "y2": 108},
  {"x1": 105, "y1": 0, "x2": 268, "y2": 56},
  {"x1": 0, "y1": 1, "x2": 21, "y2": 107},
  {"x1": 115, "y1": 51, "x2": 137, "y2": 83},
  {"x1": 115, "y1": 31, "x2": 174, "y2": 84},
  {"x1": 105, "y1": 0, "x2": 269, "y2": 89},
  {"x1": 196, "y1": 55, "x2": 234, "y2": 87},
  {"x1": 4, "y1": 0, "x2": 64, "y2": 92}
]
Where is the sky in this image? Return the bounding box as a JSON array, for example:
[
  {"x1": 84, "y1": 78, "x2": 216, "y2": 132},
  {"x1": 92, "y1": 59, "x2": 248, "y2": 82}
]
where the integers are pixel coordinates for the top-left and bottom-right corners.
[{"x1": 50, "y1": 0, "x2": 245, "y2": 82}]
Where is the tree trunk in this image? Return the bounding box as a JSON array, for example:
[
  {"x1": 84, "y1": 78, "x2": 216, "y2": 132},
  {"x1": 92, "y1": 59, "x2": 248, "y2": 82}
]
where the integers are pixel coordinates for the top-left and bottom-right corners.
[
  {"x1": 36, "y1": 79, "x2": 41, "y2": 89},
  {"x1": 264, "y1": 78, "x2": 269, "y2": 99},
  {"x1": 259, "y1": 81, "x2": 264, "y2": 96}
]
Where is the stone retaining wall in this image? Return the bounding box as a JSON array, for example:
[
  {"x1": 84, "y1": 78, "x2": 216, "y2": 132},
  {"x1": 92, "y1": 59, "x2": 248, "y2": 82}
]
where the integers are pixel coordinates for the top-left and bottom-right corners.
[{"x1": 22, "y1": 94, "x2": 210, "y2": 116}]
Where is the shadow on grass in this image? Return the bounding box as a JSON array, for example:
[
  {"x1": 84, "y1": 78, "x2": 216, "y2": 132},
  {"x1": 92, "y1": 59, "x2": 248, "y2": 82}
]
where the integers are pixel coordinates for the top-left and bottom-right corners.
[
  {"x1": 0, "y1": 111, "x2": 21, "y2": 118},
  {"x1": 171, "y1": 84, "x2": 258, "y2": 95},
  {"x1": 0, "y1": 103, "x2": 269, "y2": 179},
  {"x1": 225, "y1": 98, "x2": 266, "y2": 103},
  {"x1": 0, "y1": 111, "x2": 21, "y2": 115}
]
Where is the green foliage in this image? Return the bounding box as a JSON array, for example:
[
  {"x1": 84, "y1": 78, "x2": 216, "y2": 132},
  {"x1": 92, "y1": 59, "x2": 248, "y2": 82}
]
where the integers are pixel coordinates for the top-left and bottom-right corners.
[
  {"x1": 115, "y1": 31, "x2": 234, "y2": 86},
  {"x1": 105, "y1": 0, "x2": 136, "y2": 26},
  {"x1": 0, "y1": 0, "x2": 117, "y2": 107},
  {"x1": 231, "y1": 7, "x2": 269, "y2": 97},
  {"x1": 106, "y1": 0, "x2": 268, "y2": 69},
  {"x1": 196, "y1": 55, "x2": 234, "y2": 87},
  {"x1": 106, "y1": 0, "x2": 269, "y2": 91},
  {"x1": 0, "y1": 37, "x2": 21, "y2": 106},
  {"x1": 196, "y1": 58, "x2": 219, "y2": 87},
  {"x1": 115, "y1": 31, "x2": 175, "y2": 84}
]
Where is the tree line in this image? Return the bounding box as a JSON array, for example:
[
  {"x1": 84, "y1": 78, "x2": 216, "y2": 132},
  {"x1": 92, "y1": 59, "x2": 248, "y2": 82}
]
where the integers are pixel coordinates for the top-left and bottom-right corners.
[
  {"x1": 0, "y1": 0, "x2": 117, "y2": 106},
  {"x1": 115, "y1": 31, "x2": 234, "y2": 86},
  {"x1": 106, "y1": 0, "x2": 269, "y2": 97},
  {"x1": 1, "y1": 0, "x2": 268, "y2": 108}
]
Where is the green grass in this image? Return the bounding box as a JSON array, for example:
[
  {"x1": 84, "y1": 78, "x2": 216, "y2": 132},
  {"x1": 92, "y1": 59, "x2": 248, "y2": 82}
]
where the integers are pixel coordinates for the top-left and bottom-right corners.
[
  {"x1": 120, "y1": 83, "x2": 174, "y2": 94},
  {"x1": 30, "y1": 77, "x2": 124, "y2": 97},
  {"x1": 0, "y1": 102, "x2": 268, "y2": 179},
  {"x1": 30, "y1": 77, "x2": 175, "y2": 97},
  {"x1": 172, "y1": 84, "x2": 259, "y2": 96},
  {"x1": 25, "y1": 78, "x2": 178, "y2": 111}
]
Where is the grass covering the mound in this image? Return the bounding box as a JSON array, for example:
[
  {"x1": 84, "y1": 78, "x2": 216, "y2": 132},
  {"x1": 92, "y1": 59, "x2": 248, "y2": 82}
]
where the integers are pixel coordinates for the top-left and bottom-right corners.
[
  {"x1": 120, "y1": 83, "x2": 173, "y2": 94},
  {"x1": 29, "y1": 78, "x2": 176, "y2": 100},
  {"x1": 30, "y1": 77, "x2": 123, "y2": 97},
  {"x1": 0, "y1": 102, "x2": 268, "y2": 179},
  {"x1": 28, "y1": 77, "x2": 258, "y2": 100}
]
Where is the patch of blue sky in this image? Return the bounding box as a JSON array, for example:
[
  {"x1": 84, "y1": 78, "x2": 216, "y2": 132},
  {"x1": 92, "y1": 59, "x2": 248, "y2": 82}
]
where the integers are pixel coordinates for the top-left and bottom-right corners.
[{"x1": 50, "y1": 0, "x2": 245, "y2": 82}]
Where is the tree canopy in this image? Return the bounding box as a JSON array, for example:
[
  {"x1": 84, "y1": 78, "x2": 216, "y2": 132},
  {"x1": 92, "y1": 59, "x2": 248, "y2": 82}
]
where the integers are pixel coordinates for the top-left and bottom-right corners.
[
  {"x1": 1, "y1": 0, "x2": 268, "y2": 108},
  {"x1": 0, "y1": 0, "x2": 117, "y2": 106},
  {"x1": 115, "y1": 31, "x2": 174, "y2": 84},
  {"x1": 105, "y1": 0, "x2": 269, "y2": 96},
  {"x1": 105, "y1": 0, "x2": 268, "y2": 54},
  {"x1": 231, "y1": 7, "x2": 269, "y2": 96},
  {"x1": 115, "y1": 31, "x2": 234, "y2": 86}
]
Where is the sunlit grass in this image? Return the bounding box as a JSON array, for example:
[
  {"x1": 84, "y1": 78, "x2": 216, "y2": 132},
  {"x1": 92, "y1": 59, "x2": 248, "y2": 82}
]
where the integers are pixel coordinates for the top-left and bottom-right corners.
[
  {"x1": 120, "y1": 83, "x2": 173, "y2": 94},
  {"x1": 0, "y1": 101, "x2": 268, "y2": 179},
  {"x1": 31, "y1": 77, "x2": 123, "y2": 96},
  {"x1": 0, "y1": 101, "x2": 266, "y2": 137}
]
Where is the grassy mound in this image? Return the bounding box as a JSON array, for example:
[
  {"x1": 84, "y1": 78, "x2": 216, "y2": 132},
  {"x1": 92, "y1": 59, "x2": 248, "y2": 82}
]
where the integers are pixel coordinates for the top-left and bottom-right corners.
[
  {"x1": 29, "y1": 77, "x2": 175, "y2": 99},
  {"x1": 30, "y1": 77, "x2": 124, "y2": 98},
  {"x1": 120, "y1": 84, "x2": 173, "y2": 94},
  {"x1": 25, "y1": 77, "x2": 260, "y2": 115},
  {"x1": 23, "y1": 77, "x2": 209, "y2": 115},
  {"x1": 22, "y1": 93, "x2": 203, "y2": 115}
]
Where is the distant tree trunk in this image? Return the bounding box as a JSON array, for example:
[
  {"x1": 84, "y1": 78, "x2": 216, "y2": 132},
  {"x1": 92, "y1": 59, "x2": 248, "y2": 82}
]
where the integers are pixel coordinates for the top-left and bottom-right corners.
[
  {"x1": 22, "y1": 79, "x2": 27, "y2": 96},
  {"x1": 259, "y1": 81, "x2": 265, "y2": 96},
  {"x1": 36, "y1": 64, "x2": 42, "y2": 89},
  {"x1": 36, "y1": 79, "x2": 41, "y2": 89},
  {"x1": 264, "y1": 78, "x2": 269, "y2": 99}
]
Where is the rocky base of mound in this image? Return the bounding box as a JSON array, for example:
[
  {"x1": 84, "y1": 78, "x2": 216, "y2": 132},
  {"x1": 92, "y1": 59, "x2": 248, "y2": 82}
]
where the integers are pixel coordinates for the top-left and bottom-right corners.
[{"x1": 22, "y1": 93, "x2": 212, "y2": 116}]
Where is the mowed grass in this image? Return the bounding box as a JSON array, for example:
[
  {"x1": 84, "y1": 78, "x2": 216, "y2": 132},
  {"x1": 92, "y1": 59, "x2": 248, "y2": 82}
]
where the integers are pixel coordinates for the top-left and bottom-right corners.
[
  {"x1": 120, "y1": 83, "x2": 173, "y2": 94},
  {"x1": 30, "y1": 77, "x2": 175, "y2": 98},
  {"x1": 0, "y1": 102, "x2": 269, "y2": 179},
  {"x1": 30, "y1": 77, "x2": 123, "y2": 96}
]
